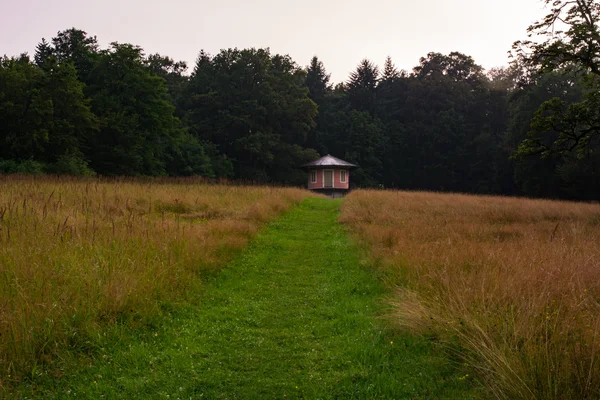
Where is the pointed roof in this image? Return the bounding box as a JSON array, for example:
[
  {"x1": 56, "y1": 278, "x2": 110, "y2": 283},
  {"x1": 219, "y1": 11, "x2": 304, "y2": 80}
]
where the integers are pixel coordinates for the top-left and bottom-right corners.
[{"x1": 302, "y1": 154, "x2": 356, "y2": 169}]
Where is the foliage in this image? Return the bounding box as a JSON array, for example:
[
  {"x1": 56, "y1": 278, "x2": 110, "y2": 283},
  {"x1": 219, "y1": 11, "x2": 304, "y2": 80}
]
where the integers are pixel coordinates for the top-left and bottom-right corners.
[
  {"x1": 339, "y1": 110, "x2": 385, "y2": 187},
  {"x1": 184, "y1": 48, "x2": 318, "y2": 183},
  {"x1": 346, "y1": 59, "x2": 379, "y2": 113},
  {"x1": 414, "y1": 51, "x2": 484, "y2": 83},
  {"x1": 50, "y1": 28, "x2": 99, "y2": 82},
  {"x1": 3, "y1": 24, "x2": 600, "y2": 197},
  {"x1": 0, "y1": 54, "x2": 97, "y2": 173},
  {"x1": 0, "y1": 159, "x2": 45, "y2": 174},
  {"x1": 49, "y1": 152, "x2": 96, "y2": 176},
  {"x1": 145, "y1": 53, "x2": 189, "y2": 114},
  {"x1": 513, "y1": 0, "x2": 600, "y2": 176},
  {"x1": 84, "y1": 43, "x2": 180, "y2": 176},
  {"x1": 164, "y1": 132, "x2": 214, "y2": 177},
  {"x1": 0, "y1": 55, "x2": 52, "y2": 161},
  {"x1": 513, "y1": 0, "x2": 600, "y2": 77},
  {"x1": 305, "y1": 55, "x2": 331, "y2": 103}
]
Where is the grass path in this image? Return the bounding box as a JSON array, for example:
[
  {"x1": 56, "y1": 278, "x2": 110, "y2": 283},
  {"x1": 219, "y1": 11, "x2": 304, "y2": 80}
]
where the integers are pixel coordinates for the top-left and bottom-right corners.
[{"x1": 19, "y1": 198, "x2": 478, "y2": 399}]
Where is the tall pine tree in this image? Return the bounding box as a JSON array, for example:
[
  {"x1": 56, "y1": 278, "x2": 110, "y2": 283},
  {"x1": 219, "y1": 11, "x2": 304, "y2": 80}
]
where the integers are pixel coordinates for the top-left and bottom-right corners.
[{"x1": 346, "y1": 59, "x2": 379, "y2": 113}]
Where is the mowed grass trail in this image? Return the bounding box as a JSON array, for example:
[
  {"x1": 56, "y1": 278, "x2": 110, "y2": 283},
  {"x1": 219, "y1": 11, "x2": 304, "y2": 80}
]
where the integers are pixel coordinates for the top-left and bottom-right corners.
[{"x1": 18, "y1": 198, "x2": 477, "y2": 399}]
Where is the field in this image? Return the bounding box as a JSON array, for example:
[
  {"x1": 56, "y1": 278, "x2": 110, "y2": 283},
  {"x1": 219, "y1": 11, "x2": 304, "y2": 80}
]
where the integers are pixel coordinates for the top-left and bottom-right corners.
[
  {"x1": 0, "y1": 175, "x2": 310, "y2": 390},
  {"x1": 4, "y1": 177, "x2": 600, "y2": 399},
  {"x1": 13, "y1": 198, "x2": 478, "y2": 399},
  {"x1": 341, "y1": 190, "x2": 600, "y2": 399}
]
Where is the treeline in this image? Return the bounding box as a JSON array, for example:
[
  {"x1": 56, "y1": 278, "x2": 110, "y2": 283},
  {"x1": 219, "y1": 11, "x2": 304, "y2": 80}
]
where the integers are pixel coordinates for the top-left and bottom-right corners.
[{"x1": 1, "y1": 26, "x2": 599, "y2": 200}]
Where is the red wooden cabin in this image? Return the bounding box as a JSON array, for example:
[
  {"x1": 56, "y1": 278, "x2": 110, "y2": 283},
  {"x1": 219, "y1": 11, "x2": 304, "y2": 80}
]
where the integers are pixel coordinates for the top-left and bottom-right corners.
[{"x1": 301, "y1": 154, "x2": 356, "y2": 198}]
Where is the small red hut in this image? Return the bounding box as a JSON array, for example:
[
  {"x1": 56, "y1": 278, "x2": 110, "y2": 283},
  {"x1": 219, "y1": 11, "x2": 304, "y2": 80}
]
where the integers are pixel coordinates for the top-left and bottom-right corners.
[{"x1": 301, "y1": 154, "x2": 357, "y2": 198}]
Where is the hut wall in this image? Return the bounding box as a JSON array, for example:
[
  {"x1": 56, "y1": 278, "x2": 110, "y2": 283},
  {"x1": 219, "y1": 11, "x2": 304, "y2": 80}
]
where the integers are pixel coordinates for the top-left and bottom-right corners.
[
  {"x1": 307, "y1": 169, "x2": 324, "y2": 190},
  {"x1": 333, "y1": 169, "x2": 349, "y2": 190},
  {"x1": 307, "y1": 168, "x2": 350, "y2": 190}
]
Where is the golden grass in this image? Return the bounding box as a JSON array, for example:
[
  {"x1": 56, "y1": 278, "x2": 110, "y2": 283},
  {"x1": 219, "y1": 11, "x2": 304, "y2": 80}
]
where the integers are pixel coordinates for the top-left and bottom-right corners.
[
  {"x1": 341, "y1": 190, "x2": 600, "y2": 399},
  {"x1": 0, "y1": 175, "x2": 311, "y2": 388}
]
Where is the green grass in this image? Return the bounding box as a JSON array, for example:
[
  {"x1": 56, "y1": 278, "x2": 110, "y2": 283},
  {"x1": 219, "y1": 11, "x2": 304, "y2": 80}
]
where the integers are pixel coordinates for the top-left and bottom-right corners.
[{"x1": 15, "y1": 198, "x2": 479, "y2": 399}]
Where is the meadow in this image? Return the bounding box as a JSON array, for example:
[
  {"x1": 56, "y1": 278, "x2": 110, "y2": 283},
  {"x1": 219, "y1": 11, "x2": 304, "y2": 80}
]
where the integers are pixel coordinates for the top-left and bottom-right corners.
[
  {"x1": 0, "y1": 175, "x2": 310, "y2": 390},
  {"x1": 341, "y1": 190, "x2": 600, "y2": 399},
  {"x1": 13, "y1": 198, "x2": 479, "y2": 399},
  {"x1": 5, "y1": 176, "x2": 599, "y2": 399}
]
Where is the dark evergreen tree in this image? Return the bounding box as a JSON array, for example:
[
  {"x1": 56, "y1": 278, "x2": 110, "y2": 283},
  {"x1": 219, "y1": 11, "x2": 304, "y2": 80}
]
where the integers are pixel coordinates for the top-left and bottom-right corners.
[
  {"x1": 304, "y1": 56, "x2": 333, "y2": 153},
  {"x1": 34, "y1": 38, "x2": 53, "y2": 69},
  {"x1": 305, "y1": 56, "x2": 331, "y2": 103},
  {"x1": 341, "y1": 110, "x2": 385, "y2": 187},
  {"x1": 346, "y1": 59, "x2": 379, "y2": 113},
  {"x1": 381, "y1": 56, "x2": 400, "y2": 82},
  {"x1": 377, "y1": 56, "x2": 407, "y2": 121}
]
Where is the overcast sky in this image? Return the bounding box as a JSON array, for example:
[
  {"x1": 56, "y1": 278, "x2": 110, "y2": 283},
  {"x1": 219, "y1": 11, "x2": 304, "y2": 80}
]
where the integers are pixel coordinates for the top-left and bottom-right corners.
[{"x1": 1, "y1": 0, "x2": 547, "y2": 83}]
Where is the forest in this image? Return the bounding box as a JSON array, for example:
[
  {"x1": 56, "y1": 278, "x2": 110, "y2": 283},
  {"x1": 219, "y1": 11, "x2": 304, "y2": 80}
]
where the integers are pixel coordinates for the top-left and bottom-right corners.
[{"x1": 1, "y1": 1, "x2": 599, "y2": 200}]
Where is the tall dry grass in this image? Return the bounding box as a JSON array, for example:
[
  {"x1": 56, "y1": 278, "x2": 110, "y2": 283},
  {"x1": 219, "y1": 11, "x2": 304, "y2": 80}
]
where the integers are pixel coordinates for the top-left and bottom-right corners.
[
  {"x1": 0, "y1": 175, "x2": 310, "y2": 389},
  {"x1": 341, "y1": 190, "x2": 600, "y2": 399}
]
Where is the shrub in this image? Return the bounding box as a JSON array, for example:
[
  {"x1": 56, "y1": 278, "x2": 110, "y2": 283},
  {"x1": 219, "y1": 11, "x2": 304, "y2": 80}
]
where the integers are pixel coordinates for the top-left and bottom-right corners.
[{"x1": 0, "y1": 159, "x2": 45, "y2": 174}]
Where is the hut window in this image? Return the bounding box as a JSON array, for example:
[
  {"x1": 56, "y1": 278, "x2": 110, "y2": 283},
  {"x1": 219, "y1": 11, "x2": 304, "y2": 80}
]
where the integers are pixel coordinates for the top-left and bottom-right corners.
[
  {"x1": 310, "y1": 170, "x2": 317, "y2": 183},
  {"x1": 340, "y1": 170, "x2": 347, "y2": 183}
]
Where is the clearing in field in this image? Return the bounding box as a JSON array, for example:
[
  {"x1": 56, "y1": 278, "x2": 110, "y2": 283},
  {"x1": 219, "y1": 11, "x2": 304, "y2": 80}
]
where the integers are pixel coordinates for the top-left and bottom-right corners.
[{"x1": 14, "y1": 198, "x2": 476, "y2": 399}]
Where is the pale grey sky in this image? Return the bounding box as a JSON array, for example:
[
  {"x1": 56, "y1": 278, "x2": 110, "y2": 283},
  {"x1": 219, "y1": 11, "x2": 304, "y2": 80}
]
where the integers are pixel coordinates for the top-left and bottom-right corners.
[{"x1": 1, "y1": 0, "x2": 547, "y2": 83}]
